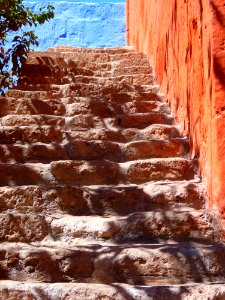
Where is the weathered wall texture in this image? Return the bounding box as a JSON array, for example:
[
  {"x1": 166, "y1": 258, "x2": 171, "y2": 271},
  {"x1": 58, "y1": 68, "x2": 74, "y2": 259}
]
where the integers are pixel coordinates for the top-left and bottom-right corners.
[
  {"x1": 126, "y1": 0, "x2": 225, "y2": 218},
  {"x1": 23, "y1": 0, "x2": 126, "y2": 50}
]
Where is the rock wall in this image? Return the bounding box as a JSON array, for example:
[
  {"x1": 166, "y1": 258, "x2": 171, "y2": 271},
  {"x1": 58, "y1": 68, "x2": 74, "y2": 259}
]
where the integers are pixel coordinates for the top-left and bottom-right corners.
[
  {"x1": 23, "y1": 0, "x2": 126, "y2": 50},
  {"x1": 126, "y1": 0, "x2": 225, "y2": 218}
]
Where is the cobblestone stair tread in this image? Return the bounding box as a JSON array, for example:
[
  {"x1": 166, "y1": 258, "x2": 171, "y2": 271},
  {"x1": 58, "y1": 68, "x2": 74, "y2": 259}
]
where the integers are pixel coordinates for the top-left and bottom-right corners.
[
  {"x1": 0, "y1": 242, "x2": 225, "y2": 285},
  {"x1": 0, "y1": 46, "x2": 224, "y2": 299},
  {"x1": 0, "y1": 138, "x2": 189, "y2": 163},
  {"x1": 1, "y1": 280, "x2": 225, "y2": 300},
  {"x1": 0, "y1": 181, "x2": 206, "y2": 215}
]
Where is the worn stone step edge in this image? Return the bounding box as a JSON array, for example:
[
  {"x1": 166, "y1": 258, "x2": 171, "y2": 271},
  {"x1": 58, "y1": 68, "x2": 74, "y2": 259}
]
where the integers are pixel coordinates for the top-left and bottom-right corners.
[
  {"x1": 0, "y1": 242, "x2": 225, "y2": 284},
  {"x1": 0, "y1": 157, "x2": 196, "y2": 186},
  {"x1": 0, "y1": 138, "x2": 189, "y2": 163},
  {"x1": 7, "y1": 86, "x2": 164, "y2": 102},
  {"x1": 19, "y1": 74, "x2": 155, "y2": 86},
  {"x1": 28, "y1": 50, "x2": 147, "y2": 63},
  {"x1": 1, "y1": 113, "x2": 174, "y2": 129},
  {"x1": 0, "y1": 124, "x2": 182, "y2": 144},
  {"x1": 0, "y1": 281, "x2": 225, "y2": 300},
  {"x1": 25, "y1": 57, "x2": 151, "y2": 72},
  {"x1": 21, "y1": 65, "x2": 153, "y2": 76},
  {"x1": 0, "y1": 99, "x2": 170, "y2": 117},
  {"x1": 0, "y1": 181, "x2": 206, "y2": 215},
  {"x1": 0, "y1": 209, "x2": 220, "y2": 243},
  {"x1": 46, "y1": 46, "x2": 135, "y2": 53},
  {"x1": 47, "y1": 209, "x2": 220, "y2": 243},
  {"x1": 63, "y1": 125, "x2": 182, "y2": 143},
  {"x1": 20, "y1": 73, "x2": 155, "y2": 82},
  {"x1": 12, "y1": 83, "x2": 161, "y2": 95}
]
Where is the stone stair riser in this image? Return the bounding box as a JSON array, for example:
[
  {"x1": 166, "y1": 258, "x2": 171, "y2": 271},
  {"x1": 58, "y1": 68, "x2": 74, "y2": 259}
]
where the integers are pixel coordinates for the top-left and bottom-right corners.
[
  {"x1": 0, "y1": 281, "x2": 225, "y2": 300},
  {"x1": 0, "y1": 182, "x2": 206, "y2": 215},
  {"x1": 0, "y1": 211, "x2": 217, "y2": 243},
  {"x1": 0, "y1": 139, "x2": 188, "y2": 163},
  {"x1": 0, "y1": 244, "x2": 224, "y2": 284},
  {"x1": 0, "y1": 99, "x2": 169, "y2": 117},
  {"x1": 0, "y1": 113, "x2": 174, "y2": 130},
  {"x1": 0, "y1": 125, "x2": 181, "y2": 144},
  {"x1": 0, "y1": 158, "x2": 195, "y2": 186}
]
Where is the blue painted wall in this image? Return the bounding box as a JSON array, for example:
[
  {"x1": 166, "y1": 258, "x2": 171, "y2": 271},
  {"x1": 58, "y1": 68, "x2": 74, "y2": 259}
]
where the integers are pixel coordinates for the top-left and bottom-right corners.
[{"x1": 23, "y1": 0, "x2": 126, "y2": 50}]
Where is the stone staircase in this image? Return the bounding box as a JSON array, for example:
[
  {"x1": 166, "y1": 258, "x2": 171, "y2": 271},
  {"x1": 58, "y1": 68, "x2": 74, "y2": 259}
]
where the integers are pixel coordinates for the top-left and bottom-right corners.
[{"x1": 0, "y1": 47, "x2": 225, "y2": 299}]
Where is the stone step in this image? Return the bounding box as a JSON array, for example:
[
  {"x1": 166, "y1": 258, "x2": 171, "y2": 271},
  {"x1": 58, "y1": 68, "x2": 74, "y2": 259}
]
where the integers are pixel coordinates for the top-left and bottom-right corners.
[
  {"x1": 109, "y1": 52, "x2": 149, "y2": 62},
  {"x1": 88, "y1": 74, "x2": 154, "y2": 85},
  {"x1": 50, "y1": 158, "x2": 195, "y2": 185},
  {"x1": 0, "y1": 126, "x2": 63, "y2": 144},
  {"x1": 0, "y1": 115, "x2": 64, "y2": 127},
  {"x1": 0, "y1": 281, "x2": 225, "y2": 300},
  {"x1": 1, "y1": 98, "x2": 169, "y2": 117},
  {"x1": 103, "y1": 112, "x2": 174, "y2": 129},
  {"x1": 66, "y1": 113, "x2": 173, "y2": 131},
  {"x1": 0, "y1": 211, "x2": 219, "y2": 243},
  {"x1": 0, "y1": 98, "x2": 66, "y2": 117},
  {"x1": 20, "y1": 73, "x2": 154, "y2": 86},
  {"x1": 25, "y1": 56, "x2": 151, "y2": 78},
  {"x1": 47, "y1": 46, "x2": 135, "y2": 54},
  {"x1": 6, "y1": 87, "x2": 163, "y2": 104},
  {"x1": 70, "y1": 91, "x2": 163, "y2": 104},
  {"x1": 114, "y1": 57, "x2": 150, "y2": 68},
  {"x1": 0, "y1": 242, "x2": 224, "y2": 284},
  {"x1": 0, "y1": 124, "x2": 181, "y2": 144},
  {"x1": 102, "y1": 66, "x2": 153, "y2": 77},
  {"x1": 0, "y1": 113, "x2": 173, "y2": 129},
  {"x1": 65, "y1": 139, "x2": 188, "y2": 161},
  {"x1": 21, "y1": 63, "x2": 152, "y2": 77},
  {"x1": 28, "y1": 51, "x2": 112, "y2": 64},
  {"x1": 21, "y1": 62, "x2": 103, "y2": 77},
  {"x1": 19, "y1": 75, "x2": 70, "y2": 85},
  {"x1": 29, "y1": 49, "x2": 147, "y2": 64},
  {"x1": 68, "y1": 82, "x2": 161, "y2": 98},
  {"x1": 14, "y1": 81, "x2": 160, "y2": 95},
  {"x1": 6, "y1": 89, "x2": 63, "y2": 100},
  {"x1": 0, "y1": 139, "x2": 188, "y2": 164},
  {"x1": 0, "y1": 158, "x2": 195, "y2": 186},
  {"x1": 27, "y1": 54, "x2": 147, "y2": 70},
  {"x1": 65, "y1": 124, "x2": 181, "y2": 143},
  {"x1": 0, "y1": 181, "x2": 206, "y2": 215},
  {"x1": 49, "y1": 210, "x2": 217, "y2": 243},
  {"x1": 21, "y1": 63, "x2": 66, "y2": 76},
  {"x1": 10, "y1": 84, "x2": 163, "y2": 104},
  {"x1": 66, "y1": 100, "x2": 170, "y2": 116}
]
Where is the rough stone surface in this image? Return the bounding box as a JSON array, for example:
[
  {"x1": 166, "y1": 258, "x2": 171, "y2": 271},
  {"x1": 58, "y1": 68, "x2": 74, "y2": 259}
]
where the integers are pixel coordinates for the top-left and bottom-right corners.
[
  {"x1": 0, "y1": 182, "x2": 206, "y2": 215},
  {"x1": 0, "y1": 243, "x2": 225, "y2": 284},
  {"x1": 0, "y1": 46, "x2": 224, "y2": 298},
  {"x1": 1, "y1": 281, "x2": 225, "y2": 300},
  {"x1": 126, "y1": 0, "x2": 225, "y2": 221}
]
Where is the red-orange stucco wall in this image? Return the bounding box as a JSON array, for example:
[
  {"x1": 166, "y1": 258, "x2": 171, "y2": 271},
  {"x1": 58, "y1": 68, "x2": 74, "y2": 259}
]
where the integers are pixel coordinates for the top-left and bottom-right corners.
[{"x1": 126, "y1": 0, "x2": 225, "y2": 217}]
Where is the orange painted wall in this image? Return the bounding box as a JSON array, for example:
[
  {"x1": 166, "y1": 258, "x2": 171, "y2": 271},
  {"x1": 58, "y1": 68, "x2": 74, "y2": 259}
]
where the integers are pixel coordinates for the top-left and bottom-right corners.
[{"x1": 126, "y1": 0, "x2": 225, "y2": 217}]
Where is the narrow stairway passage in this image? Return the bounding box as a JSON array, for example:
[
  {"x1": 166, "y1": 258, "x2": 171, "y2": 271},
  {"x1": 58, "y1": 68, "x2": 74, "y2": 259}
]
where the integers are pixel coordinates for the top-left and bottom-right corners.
[{"x1": 0, "y1": 47, "x2": 224, "y2": 299}]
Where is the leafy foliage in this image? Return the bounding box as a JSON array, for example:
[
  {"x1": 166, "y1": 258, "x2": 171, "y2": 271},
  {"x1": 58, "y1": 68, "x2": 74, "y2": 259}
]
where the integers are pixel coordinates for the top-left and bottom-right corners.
[{"x1": 0, "y1": 0, "x2": 54, "y2": 95}]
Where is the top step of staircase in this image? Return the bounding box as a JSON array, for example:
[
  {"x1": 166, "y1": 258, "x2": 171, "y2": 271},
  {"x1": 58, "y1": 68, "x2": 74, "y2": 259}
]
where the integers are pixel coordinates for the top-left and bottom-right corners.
[
  {"x1": 46, "y1": 46, "x2": 135, "y2": 54},
  {"x1": 27, "y1": 47, "x2": 148, "y2": 65}
]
